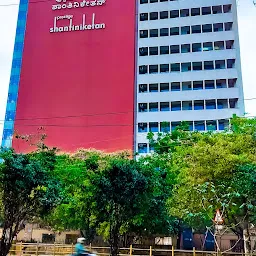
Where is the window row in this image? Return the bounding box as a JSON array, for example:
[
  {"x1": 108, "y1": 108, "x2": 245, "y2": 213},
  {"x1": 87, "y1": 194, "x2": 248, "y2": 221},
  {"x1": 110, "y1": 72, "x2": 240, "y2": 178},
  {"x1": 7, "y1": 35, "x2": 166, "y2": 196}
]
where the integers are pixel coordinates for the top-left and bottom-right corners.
[
  {"x1": 140, "y1": 4, "x2": 231, "y2": 21},
  {"x1": 138, "y1": 119, "x2": 229, "y2": 134},
  {"x1": 139, "y1": 59, "x2": 236, "y2": 74},
  {"x1": 140, "y1": 22, "x2": 233, "y2": 38},
  {"x1": 139, "y1": 40, "x2": 234, "y2": 56},
  {"x1": 138, "y1": 98, "x2": 238, "y2": 112},
  {"x1": 140, "y1": 0, "x2": 177, "y2": 3},
  {"x1": 138, "y1": 78, "x2": 237, "y2": 93}
]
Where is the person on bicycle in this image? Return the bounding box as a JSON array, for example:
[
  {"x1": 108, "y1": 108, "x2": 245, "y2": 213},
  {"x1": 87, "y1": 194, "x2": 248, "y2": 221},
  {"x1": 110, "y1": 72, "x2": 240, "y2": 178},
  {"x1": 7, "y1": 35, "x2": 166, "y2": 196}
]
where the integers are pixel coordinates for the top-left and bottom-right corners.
[{"x1": 75, "y1": 237, "x2": 88, "y2": 256}]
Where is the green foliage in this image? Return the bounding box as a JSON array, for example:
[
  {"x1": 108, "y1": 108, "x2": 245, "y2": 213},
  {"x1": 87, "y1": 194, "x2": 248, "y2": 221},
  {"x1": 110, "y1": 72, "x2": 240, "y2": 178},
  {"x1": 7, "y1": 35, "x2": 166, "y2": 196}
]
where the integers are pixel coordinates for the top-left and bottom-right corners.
[{"x1": 0, "y1": 148, "x2": 61, "y2": 256}]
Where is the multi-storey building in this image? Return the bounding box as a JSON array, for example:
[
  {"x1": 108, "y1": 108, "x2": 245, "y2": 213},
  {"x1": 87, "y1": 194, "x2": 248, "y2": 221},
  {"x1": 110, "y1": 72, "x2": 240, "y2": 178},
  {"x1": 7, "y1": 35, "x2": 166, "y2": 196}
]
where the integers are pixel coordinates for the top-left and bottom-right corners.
[
  {"x1": 2, "y1": 0, "x2": 244, "y2": 154},
  {"x1": 136, "y1": 0, "x2": 245, "y2": 154}
]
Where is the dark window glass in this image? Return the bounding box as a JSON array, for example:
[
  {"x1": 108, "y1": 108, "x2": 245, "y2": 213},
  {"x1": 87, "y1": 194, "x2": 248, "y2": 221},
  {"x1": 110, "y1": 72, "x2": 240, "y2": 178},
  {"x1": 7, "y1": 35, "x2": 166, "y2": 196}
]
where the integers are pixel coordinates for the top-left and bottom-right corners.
[
  {"x1": 160, "y1": 28, "x2": 169, "y2": 36},
  {"x1": 149, "y1": 65, "x2": 158, "y2": 73},
  {"x1": 150, "y1": 12, "x2": 158, "y2": 20},
  {"x1": 160, "y1": 83, "x2": 169, "y2": 92},
  {"x1": 204, "y1": 61, "x2": 214, "y2": 70},
  {"x1": 160, "y1": 11, "x2": 168, "y2": 19},
  {"x1": 160, "y1": 102, "x2": 170, "y2": 111},
  {"x1": 170, "y1": 45, "x2": 180, "y2": 54},
  {"x1": 192, "y1": 25, "x2": 201, "y2": 34},
  {"x1": 149, "y1": 122, "x2": 159, "y2": 132},
  {"x1": 191, "y1": 8, "x2": 200, "y2": 16},
  {"x1": 140, "y1": 0, "x2": 148, "y2": 4},
  {"x1": 149, "y1": 47, "x2": 158, "y2": 55},
  {"x1": 170, "y1": 27, "x2": 179, "y2": 36},
  {"x1": 138, "y1": 123, "x2": 148, "y2": 132},
  {"x1": 202, "y1": 7, "x2": 211, "y2": 15},
  {"x1": 139, "y1": 47, "x2": 148, "y2": 56},
  {"x1": 149, "y1": 83, "x2": 158, "y2": 92},
  {"x1": 160, "y1": 46, "x2": 169, "y2": 54},
  {"x1": 170, "y1": 10, "x2": 179, "y2": 18},
  {"x1": 202, "y1": 24, "x2": 212, "y2": 33},
  {"x1": 139, "y1": 84, "x2": 148, "y2": 93},
  {"x1": 150, "y1": 29, "x2": 158, "y2": 37},
  {"x1": 160, "y1": 64, "x2": 169, "y2": 73},
  {"x1": 140, "y1": 30, "x2": 148, "y2": 38},
  {"x1": 138, "y1": 143, "x2": 148, "y2": 153},
  {"x1": 181, "y1": 26, "x2": 190, "y2": 35},
  {"x1": 140, "y1": 13, "x2": 148, "y2": 21},
  {"x1": 180, "y1": 9, "x2": 189, "y2": 17},
  {"x1": 139, "y1": 65, "x2": 148, "y2": 74},
  {"x1": 171, "y1": 63, "x2": 180, "y2": 72}
]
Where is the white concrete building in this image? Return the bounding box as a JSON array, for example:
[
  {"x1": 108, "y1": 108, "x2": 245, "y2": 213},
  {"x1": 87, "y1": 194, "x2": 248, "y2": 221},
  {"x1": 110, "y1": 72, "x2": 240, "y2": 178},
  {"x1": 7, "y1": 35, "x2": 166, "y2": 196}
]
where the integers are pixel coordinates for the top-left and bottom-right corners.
[{"x1": 136, "y1": 0, "x2": 245, "y2": 154}]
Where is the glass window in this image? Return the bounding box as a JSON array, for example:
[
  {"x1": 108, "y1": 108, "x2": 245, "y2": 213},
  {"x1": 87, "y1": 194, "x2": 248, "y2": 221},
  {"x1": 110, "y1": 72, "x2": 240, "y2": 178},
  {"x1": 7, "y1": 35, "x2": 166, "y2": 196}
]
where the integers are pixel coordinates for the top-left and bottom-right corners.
[
  {"x1": 212, "y1": 5, "x2": 222, "y2": 14},
  {"x1": 140, "y1": 13, "x2": 148, "y2": 21},
  {"x1": 216, "y1": 79, "x2": 227, "y2": 89},
  {"x1": 205, "y1": 80, "x2": 215, "y2": 90},
  {"x1": 181, "y1": 44, "x2": 190, "y2": 53},
  {"x1": 150, "y1": 0, "x2": 158, "y2": 3},
  {"x1": 192, "y1": 25, "x2": 201, "y2": 34},
  {"x1": 206, "y1": 100, "x2": 216, "y2": 109},
  {"x1": 228, "y1": 78, "x2": 237, "y2": 88},
  {"x1": 213, "y1": 23, "x2": 223, "y2": 32},
  {"x1": 139, "y1": 47, "x2": 148, "y2": 56},
  {"x1": 160, "y1": 102, "x2": 170, "y2": 111},
  {"x1": 181, "y1": 62, "x2": 191, "y2": 72},
  {"x1": 195, "y1": 121, "x2": 205, "y2": 131},
  {"x1": 149, "y1": 65, "x2": 158, "y2": 73},
  {"x1": 219, "y1": 119, "x2": 229, "y2": 131},
  {"x1": 149, "y1": 122, "x2": 159, "y2": 132},
  {"x1": 192, "y1": 43, "x2": 202, "y2": 52},
  {"x1": 139, "y1": 84, "x2": 148, "y2": 93},
  {"x1": 182, "y1": 101, "x2": 192, "y2": 110},
  {"x1": 202, "y1": 24, "x2": 213, "y2": 33},
  {"x1": 204, "y1": 61, "x2": 214, "y2": 70},
  {"x1": 138, "y1": 143, "x2": 148, "y2": 154},
  {"x1": 202, "y1": 7, "x2": 211, "y2": 15},
  {"x1": 180, "y1": 9, "x2": 189, "y2": 17},
  {"x1": 182, "y1": 81, "x2": 192, "y2": 91},
  {"x1": 170, "y1": 45, "x2": 180, "y2": 54},
  {"x1": 149, "y1": 47, "x2": 158, "y2": 55},
  {"x1": 160, "y1": 122, "x2": 170, "y2": 132},
  {"x1": 170, "y1": 27, "x2": 179, "y2": 36},
  {"x1": 160, "y1": 64, "x2": 169, "y2": 73},
  {"x1": 215, "y1": 60, "x2": 226, "y2": 69},
  {"x1": 160, "y1": 46, "x2": 169, "y2": 55},
  {"x1": 160, "y1": 11, "x2": 169, "y2": 19},
  {"x1": 171, "y1": 101, "x2": 181, "y2": 111},
  {"x1": 225, "y1": 22, "x2": 233, "y2": 31},
  {"x1": 160, "y1": 28, "x2": 169, "y2": 36},
  {"x1": 160, "y1": 83, "x2": 169, "y2": 92},
  {"x1": 149, "y1": 102, "x2": 158, "y2": 112},
  {"x1": 193, "y1": 81, "x2": 203, "y2": 90},
  {"x1": 171, "y1": 63, "x2": 180, "y2": 72},
  {"x1": 217, "y1": 99, "x2": 228, "y2": 109},
  {"x1": 140, "y1": 0, "x2": 148, "y2": 3},
  {"x1": 191, "y1": 8, "x2": 200, "y2": 16},
  {"x1": 203, "y1": 42, "x2": 213, "y2": 51},
  {"x1": 140, "y1": 30, "x2": 148, "y2": 38},
  {"x1": 139, "y1": 65, "x2": 148, "y2": 74},
  {"x1": 138, "y1": 123, "x2": 148, "y2": 132},
  {"x1": 172, "y1": 121, "x2": 181, "y2": 131},
  {"x1": 139, "y1": 103, "x2": 147, "y2": 112},
  {"x1": 194, "y1": 100, "x2": 204, "y2": 110},
  {"x1": 192, "y1": 62, "x2": 202, "y2": 71},
  {"x1": 171, "y1": 82, "x2": 180, "y2": 91},
  {"x1": 214, "y1": 41, "x2": 225, "y2": 50},
  {"x1": 181, "y1": 26, "x2": 190, "y2": 35},
  {"x1": 207, "y1": 120, "x2": 217, "y2": 131},
  {"x1": 223, "y1": 4, "x2": 232, "y2": 13},
  {"x1": 149, "y1": 83, "x2": 158, "y2": 92},
  {"x1": 170, "y1": 10, "x2": 179, "y2": 18},
  {"x1": 150, "y1": 12, "x2": 158, "y2": 20},
  {"x1": 150, "y1": 29, "x2": 158, "y2": 37},
  {"x1": 227, "y1": 59, "x2": 235, "y2": 69},
  {"x1": 226, "y1": 40, "x2": 234, "y2": 49},
  {"x1": 229, "y1": 98, "x2": 238, "y2": 108}
]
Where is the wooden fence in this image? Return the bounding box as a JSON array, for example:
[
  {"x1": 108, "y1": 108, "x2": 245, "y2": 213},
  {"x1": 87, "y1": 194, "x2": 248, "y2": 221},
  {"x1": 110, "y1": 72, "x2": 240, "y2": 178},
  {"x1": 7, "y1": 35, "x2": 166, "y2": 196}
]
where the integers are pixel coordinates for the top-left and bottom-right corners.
[{"x1": 8, "y1": 243, "x2": 256, "y2": 256}]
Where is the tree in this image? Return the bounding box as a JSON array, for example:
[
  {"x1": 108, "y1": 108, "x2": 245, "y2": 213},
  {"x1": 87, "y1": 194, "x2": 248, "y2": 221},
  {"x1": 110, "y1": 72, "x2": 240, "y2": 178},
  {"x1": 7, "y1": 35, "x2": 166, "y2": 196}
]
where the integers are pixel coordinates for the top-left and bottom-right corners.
[
  {"x1": 0, "y1": 147, "x2": 61, "y2": 256},
  {"x1": 164, "y1": 117, "x2": 256, "y2": 253}
]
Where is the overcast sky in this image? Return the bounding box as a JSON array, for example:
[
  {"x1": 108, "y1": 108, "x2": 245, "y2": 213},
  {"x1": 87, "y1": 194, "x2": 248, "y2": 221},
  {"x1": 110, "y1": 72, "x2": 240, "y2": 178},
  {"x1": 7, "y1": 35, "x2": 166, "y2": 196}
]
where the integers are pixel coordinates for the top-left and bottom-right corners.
[{"x1": 0, "y1": 0, "x2": 256, "y2": 142}]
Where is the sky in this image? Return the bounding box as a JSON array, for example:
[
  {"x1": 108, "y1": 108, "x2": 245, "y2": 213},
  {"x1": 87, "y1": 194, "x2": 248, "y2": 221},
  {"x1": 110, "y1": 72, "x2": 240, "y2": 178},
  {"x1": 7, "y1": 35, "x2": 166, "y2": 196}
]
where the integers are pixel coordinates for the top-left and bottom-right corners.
[{"x1": 0, "y1": 0, "x2": 255, "y2": 142}]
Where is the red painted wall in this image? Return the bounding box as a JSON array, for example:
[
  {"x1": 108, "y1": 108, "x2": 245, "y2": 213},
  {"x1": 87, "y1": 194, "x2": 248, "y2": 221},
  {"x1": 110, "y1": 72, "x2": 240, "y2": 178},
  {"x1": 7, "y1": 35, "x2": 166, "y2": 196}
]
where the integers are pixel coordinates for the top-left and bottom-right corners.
[{"x1": 13, "y1": 0, "x2": 136, "y2": 152}]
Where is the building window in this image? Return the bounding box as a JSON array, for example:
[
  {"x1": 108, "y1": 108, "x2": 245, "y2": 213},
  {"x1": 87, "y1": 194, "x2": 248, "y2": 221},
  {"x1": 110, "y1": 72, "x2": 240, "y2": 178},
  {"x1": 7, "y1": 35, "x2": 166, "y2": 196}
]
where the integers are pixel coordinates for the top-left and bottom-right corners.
[
  {"x1": 140, "y1": 0, "x2": 148, "y2": 4},
  {"x1": 219, "y1": 119, "x2": 229, "y2": 130},
  {"x1": 171, "y1": 101, "x2": 181, "y2": 111},
  {"x1": 140, "y1": 13, "x2": 148, "y2": 21},
  {"x1": 170, "y1": 27, "x2": 179, "y2": 36},
  {"x1": 182, "y1": 101, "x2": 192, "y2": 111},
  {"x1": 228, "y1": 78, "x2": 237, "y2": 88},
  {"x1": 180, "y1": 9, "x2": 189, "y2": 17},
  {"x1": 150, "y1": 29, "x2": 159, "y2": 37},
  {"x1": 214, "y1": 41, "x2": 225, "y2": 50},
  {"x1": 194, "y1": 100, "x2": 204, "y2": 110},
  {"x1": 138, "y1": 123, "x2": 148, "y2": 132},
  {"x1": 140, "y1": 30, "x2": 148, "y2": 38},
  {"x1": 206, "y1": 100, "x2": 216, "y2": 110},
  {"x1": 191, "y1": 8, "x2": 200, "y2": 16},
  {"x1": 139, "y1": 65, "x2": 148, "y2": 74},
  {"x1": 149, "y1": 47, "x2": 158, "y2": 55},
  {"x1": 212, "y1": 5, "x2": 222, "y2": 14},
  {"x1": 170, "y1": 45, "x2": 180, "y2": 54},
  {"x1": 216, "y1": 79, "x2": 227, "y2": 89},
  {"x1": 160, "y1": 46, "x2": 169, "y2": 55},
  {"x1": 160, "y1": 102, "x2": 170, "y2": 111},
  {"x1": 193, "y1": 81, "x2": 203, "y2": 90},
  {"x1": 139, "y1": 47, "x2": 148, "y2": 56},
  {"x1": 149, "y1": 65, "x2": 158, "y2": 74},
  {"x1": 160, "y1": 11, "x2": 169, "y2": 19},
  {"x1": 149, "y1": 102, "x2": 158, "y2": 112},
  {"x1": 226, "y1": 40, "x2": 234, "y2": 49},
  {"x1": 205, "y1": 80, "x2": 215, "y2": 90},
  {"x1": 215, "y1": 60, "x2": 226, "y2": 69},
  {"x1": 138, "y1": 103, "x2": 147, "y2": 112},
  {"x1": 150, "y1": 12, "x2": 158, "y2": 20},
  {"x1": 192, "y1": 25, "x2": 201, "y2": 34},
  {"x1": 229, "y1": 98, "x2": 238, "y2": 108},
  {"x1": 202, "y1": 24, "x2": 213, "y2": 33},
  {"x1": 149, "y1": 83, "x2": 158, "y2": 92},
  {"x1": 207, "y1": 120, "x2": 217, "y2": 131},
  {"x1": 138, "y1": 143, "x2": 148, "y2": 154},
  {"x1": 139, "y1": 84, "x2": 148, "y2": 93},
  {"x1": 182, "y1": 81, "x2": 192, "y2": 91},
  {"x1": 202, "y1": 7, "x2": 211, "y2": 15},
  {"x1": 181, "y1": 62, "x2": 191, "y2": 72},
  {"x1": 217, "y1": 99, "x2": 228, "y2": 109},
  {"x1": 192, "y1": 62, "x2": 203, "y2": 71},
  {"x1": 160, "y1": 28, "x2": 169, "y2": 36},
  {"x1": 192, "y1": 43, "x2": 202, "y2": 52},
  {"x1": 160, "y1": 83, "x2": 169, "y2": 92},
  {"x1": 171, "y1": 63, "x2": 180, "y2": 72},
  {"x1": 160, "y1": 122, "x2": 170, "y2": 132},
  {"x1": 171, "y1": 82, "x2": 180, "y2": 91},
  {"x1": 223, "y1": 4, "x2": 232, "y2": 13},
  {"x1": 160, "y1": 64, "x2": 169, "y2": 73},
  {"x1": 181, "y1": 44, "x2": 190, "y2": 53},
  {"x1": 195, "y1": 121, "x2": 205, "y2": 131},
  {"x1": 170, "y1": 10, "x2": 179, "y2": 18},
  {"x1": 213, "y1": 23, "x2": 223, "y2": 32},
  {"x1": 227, "y1": 59, "x2": 236, "y2": 69},
  {"x1": 204, "y1": 61, "x2": 214, "y2": 70},
  {"x1": 203, "y1": 42, "x2": 213, "y2": 51},
  {"x1": 172, "y1": 122, "x2": 181, "y2": 131},
  {"x1": 149, "y1": 122, "x2": 159, "y2": 132},
  {"x1": 181, "y1": 26, "x2": 190, "y2": 35}
]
